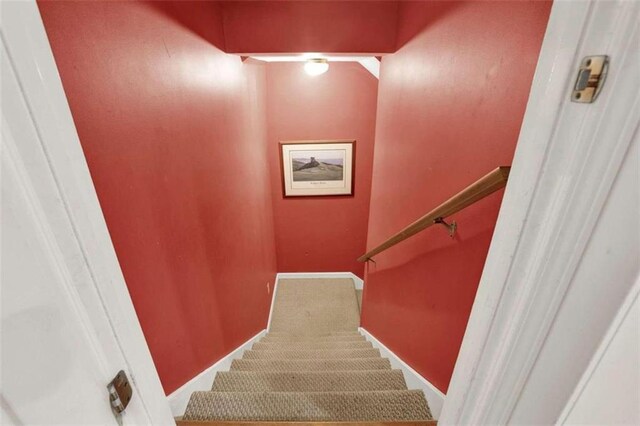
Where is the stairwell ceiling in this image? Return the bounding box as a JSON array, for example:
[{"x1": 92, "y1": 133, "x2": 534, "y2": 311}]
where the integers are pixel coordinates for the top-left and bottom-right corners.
[{"x1": 218, "y1": 1, "x2": 400, "y2": 55}]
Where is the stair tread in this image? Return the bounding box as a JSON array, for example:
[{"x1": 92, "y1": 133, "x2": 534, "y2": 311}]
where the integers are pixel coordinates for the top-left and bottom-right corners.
[
  {"x1": 243, "y1": 348, "x2": 380, "y2": 359},
  {"x1": 231, "y1": 358, "x2": 392, "y2": 371},
  {"x1": 212, "y1": 370, "x2": 407, "y2": 392},
  {"x1": 183, "y1": 390, "x2": 433, "y2": 422},
  {"x1": 266, "y1": 330, "x2": 361, "y2": 336},
  {"x1": 261, "y1": 335, "x2": 367, "y2": 343},
  {"x1": 253, "y1": 340, "x2": 373, "y2": 350}
]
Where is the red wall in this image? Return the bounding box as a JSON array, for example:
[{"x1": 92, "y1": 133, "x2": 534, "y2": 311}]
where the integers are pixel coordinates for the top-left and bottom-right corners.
[
  {"x1": 38, "y1": 0, "x2": 277, "y2": 394},
  {"x1": 266, "y1": 62, "x2": 378, "y2": 277},
  {"x1": 221, "y1": 1, "x2": 398, "y2": 54},
  {"x1": 361, "y1": 1, "x2": 551, "y2": 392}
]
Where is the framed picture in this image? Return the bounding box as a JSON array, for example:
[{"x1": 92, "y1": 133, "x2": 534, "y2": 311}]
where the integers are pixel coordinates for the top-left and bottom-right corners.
[{"x1": 280, "y1": 140, "x2": 355, "y2": 197}]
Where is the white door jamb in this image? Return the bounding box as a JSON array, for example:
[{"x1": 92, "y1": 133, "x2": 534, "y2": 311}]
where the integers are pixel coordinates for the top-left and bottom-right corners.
[
  {"x1": 440, "y1": 1, "x2": 640, "y2": 424},
  {"x1": 1, "y1": 2, "x2": 174, "y2": 423}
]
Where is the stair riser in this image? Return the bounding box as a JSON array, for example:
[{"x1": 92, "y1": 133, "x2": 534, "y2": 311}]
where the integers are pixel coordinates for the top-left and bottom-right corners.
[
  {"x1": 230, "y1": 358, "x2": 392, "y2": 372},
  {"x1": 243, "y1": 349, "x2": 380, "y2": 360},
  {"x1": 261, "y1": 336, "x2": 366, "y2": 343},
  {"x1": 212, "y1": 371, "x2": 408, "y2": 392},
  {"x1": 253, "y1": 341, "x2": 373, "y2": 350},
  {"x1": 266, "y1": 331, "x2": 362, "y2": 336}
]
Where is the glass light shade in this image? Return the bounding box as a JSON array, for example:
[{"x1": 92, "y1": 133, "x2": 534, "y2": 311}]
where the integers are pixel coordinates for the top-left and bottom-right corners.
[{"x1": 304, "y1": 58, "x2": 329, "y2": 76}]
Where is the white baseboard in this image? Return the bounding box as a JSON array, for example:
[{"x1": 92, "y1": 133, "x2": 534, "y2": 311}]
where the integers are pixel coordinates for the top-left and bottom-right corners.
[
  {"x1": 167, "y1": 329, "x2": 266, "y2": 417},
  {"x1": 268, "y1": 272, "x2": 364, "y2": 331},
  {"x1": 275, "y1": 272, "x2": 364, "y2": 289},
  {"x1": 360, "y1": 327, "x2": 446, "y2": 420}
]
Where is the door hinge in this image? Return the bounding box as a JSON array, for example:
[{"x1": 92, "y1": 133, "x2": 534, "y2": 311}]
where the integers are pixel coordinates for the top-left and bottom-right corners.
[
  {"x1": 107, "y1": 370, "x2": 132, "y2": 414},
  {"x1": 571, "y1": 55, "x2": 609, "y2": 103}
]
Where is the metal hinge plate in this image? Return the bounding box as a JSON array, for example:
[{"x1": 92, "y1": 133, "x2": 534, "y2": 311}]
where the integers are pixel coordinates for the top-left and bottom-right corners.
[
  {"x1": 107, "y1": 370, "x2": 132, "y2": 414},
  {"x1": 571, "y1": 55, "x2": 609, "y2": 103}
]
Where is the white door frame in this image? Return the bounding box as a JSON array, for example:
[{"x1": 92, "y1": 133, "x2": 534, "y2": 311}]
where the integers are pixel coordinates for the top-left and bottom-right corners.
[
  {"x1": 1, "y1": 2, "x2": 174, "y2": 424},
  {"x1": 440, "y1": 1, "x2": 639, "y2": 424}
]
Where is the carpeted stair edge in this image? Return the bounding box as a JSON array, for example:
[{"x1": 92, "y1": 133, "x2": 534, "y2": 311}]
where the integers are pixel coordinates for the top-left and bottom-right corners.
[
  {"x1": 266, "y1": 331, "x2": 362, "y2": 336},
  {"x1": 260, "y1": 334, "x2": 367, "y2": 343},
  {"x1": 230, "y1": 357, "x2": 392, "y2": 371},
  {"x1": 252, "y1": 340, "x2": 373, "y2": 350},
  {"x1": 242, "y1": 348, "x2": 380, "y2": 359},
  {"x1": 211, "y1": 370, "x2": 408, "y2": 392},
  {"x1": 183, "y1": 390, "x2": 433, "y2": 422}
]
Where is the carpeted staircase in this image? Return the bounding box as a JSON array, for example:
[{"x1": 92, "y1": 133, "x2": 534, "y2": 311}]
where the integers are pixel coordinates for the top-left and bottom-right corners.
[{"x1": 182, "y1": 278, "x2": 433, "y2": 422}]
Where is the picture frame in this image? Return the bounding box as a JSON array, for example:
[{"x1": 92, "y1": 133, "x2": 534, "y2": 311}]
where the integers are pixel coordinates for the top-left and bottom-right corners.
[{"x1": 280, "y1": 140, "x2": 355, "y2": 197}]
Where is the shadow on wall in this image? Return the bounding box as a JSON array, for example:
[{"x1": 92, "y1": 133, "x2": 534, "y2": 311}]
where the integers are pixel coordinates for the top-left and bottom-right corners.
[
  {"x1": 395, "y1": 1, "x2": 467, "y2": 49},
  {"x1": 145, "y1": 1, "x2": 226, "y2": 51}
]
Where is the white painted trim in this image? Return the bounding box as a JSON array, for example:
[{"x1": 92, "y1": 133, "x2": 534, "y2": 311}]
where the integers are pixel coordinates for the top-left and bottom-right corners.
[
  {"x1": 167, "y1": 330, "x2": 266, "y2": 417},
  {"x1": 275, "y1": 272, "x2": 364, "y2": 289},
  {"x1": 557, "y1": 273, "x2": 640, "y2": 424},
  {"x1": 266, "y1": 274, "x2": 280, "y2": 332},
  {"x1": 268, "y1": 273, "x2": 364, "y2": 331},
  {"x1": 250, "y1": 54, "x2": 376, "y2": 63},
  {"x1": 1, "y1": 2, "x2": 174, "y2": 424},
  {"x1": 358, "y1": 57, "x2": 380, "y2": 79},
  {"x1": 360, "y1": 327, "x2": 445, "y2": 420},
  {"x1": 441, "y1": 1, "x2": 640, "y2": 424}
]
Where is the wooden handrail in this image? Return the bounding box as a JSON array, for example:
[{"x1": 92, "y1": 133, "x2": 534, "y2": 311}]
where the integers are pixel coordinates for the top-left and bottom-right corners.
[{"x1": 357, "y1": 166, "x2": 511, "y2": 262}]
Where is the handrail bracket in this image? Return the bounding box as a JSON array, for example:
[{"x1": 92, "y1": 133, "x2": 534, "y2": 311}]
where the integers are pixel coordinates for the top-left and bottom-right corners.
[{"x1": 434, "y1": 217, "x2": 457, "y2": 238}]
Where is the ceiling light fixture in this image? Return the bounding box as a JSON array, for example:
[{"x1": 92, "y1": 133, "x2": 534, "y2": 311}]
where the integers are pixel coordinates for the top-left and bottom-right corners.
[{"x1": 304, "y1": 58, "x2": 329, "y2": 76}]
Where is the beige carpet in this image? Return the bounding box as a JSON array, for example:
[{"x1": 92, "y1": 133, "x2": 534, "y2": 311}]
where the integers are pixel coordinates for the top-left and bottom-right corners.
[
  {"x1": 184, "y1": 390, "x2": 431, "y2": 422},
  {"x1": 242, "y1": 348, "x2": 381, "y2": 359},
  {"x1": 230, "y1": 357, "x2": 393, "y2": 371},
  {"x1": 261, "y1": 334, "x2": 366, "y2": 342},
  {"x1": 269, "y1": 278, "x2": 361, "y2": 335},
  {"x1": 211, "y1": 370, "x2": 408, "y2": 392},
  {"x1": 252, "y1": 340, "x2": 372, "y2": 350},
  {"x1": 183, "y1": 278, "x2": 432, "y2": 421}
]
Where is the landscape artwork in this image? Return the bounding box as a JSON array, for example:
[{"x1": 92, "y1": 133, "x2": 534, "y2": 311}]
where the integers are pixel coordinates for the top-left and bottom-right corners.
[
  {"x1": 292, "y1": 151, "x2": 344, "y2": 182},
  {"x1": 281, "y1": 140, "x2": 354, "y2": 197}
]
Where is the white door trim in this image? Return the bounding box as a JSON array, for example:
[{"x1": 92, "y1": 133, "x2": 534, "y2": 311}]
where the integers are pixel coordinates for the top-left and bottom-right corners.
[
  {"x1": 440, "y1": 1, "x2": 640, "y2": 424},
  {"x1": 1, "y1": 2, "x2": 174, "y2": 423},
  {"x1": 557, "y1": 273, "x2": 640, "y2": 424}
]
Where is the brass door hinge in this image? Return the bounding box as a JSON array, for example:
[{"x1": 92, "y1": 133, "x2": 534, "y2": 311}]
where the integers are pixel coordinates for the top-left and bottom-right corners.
[
  {"x1": 571, "y1": 55, "x2": 609, "y2": 103},
  {"x1": 107, "y1": 370, "x2": 132, "y2": 414}
]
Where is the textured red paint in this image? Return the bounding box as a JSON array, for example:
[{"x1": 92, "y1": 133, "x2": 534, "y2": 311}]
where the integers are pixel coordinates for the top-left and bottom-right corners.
[
  {"x1": 266, "y1": 62, "x2": 378, "y2": 277},
  {"x1": 361, "y1": 1, "x2": 552, "y2": 393},
  {"x1": 221, "y1": 1, "x2": 398, "y2": 54},
  {"x1": 37, "y1": 1, "x2": 277, "y2": 394}
]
